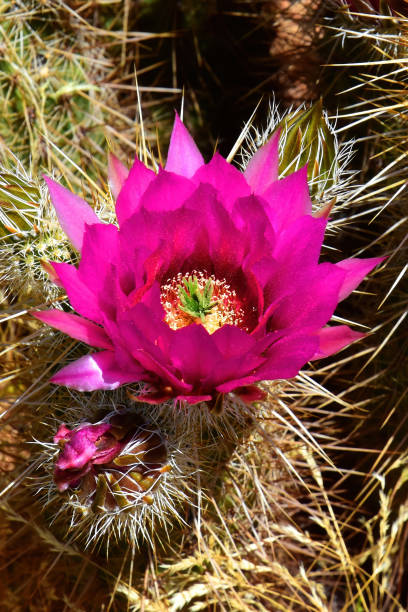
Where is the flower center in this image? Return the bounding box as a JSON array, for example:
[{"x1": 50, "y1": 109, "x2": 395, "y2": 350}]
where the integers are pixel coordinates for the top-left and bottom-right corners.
[{"x1": 160, "y1": 270, "x2": 245, "y2": 334}]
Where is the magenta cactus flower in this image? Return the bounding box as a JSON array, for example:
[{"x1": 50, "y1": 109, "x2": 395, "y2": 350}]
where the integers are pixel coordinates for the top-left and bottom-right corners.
[{"x1": 33, "y1": 115, "x2": 383, "y2": 405}]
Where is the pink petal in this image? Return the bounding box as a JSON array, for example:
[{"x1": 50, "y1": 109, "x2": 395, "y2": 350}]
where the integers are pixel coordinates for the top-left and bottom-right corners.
[
  {"x1": 32, "y1": 309, "x2": 112, "y2": 349},
  {"x1": 260, "y1": 216, "x2": 328, "y2": 310},
  {"x1": 56, "y1": 424, "x2": 111, "y2": 470},
  {"x1": 115, "y1": 305, "x2": 194, "y2": 394},
  {"x1": 43, "y1": 176, "x2": 100, "y2": 251},
  {"x1": 272, "y1": 215, "x2": 326, "y2": 271},
  {"x1": 140, "y1": 168, "x2": 195, "y2": 213},
  {"x1": 206, "y1": 331, "x2": 271, "y2": 393},
  {"x1": 130, "y1": 389, "x2": 176, "y2": 404},
  {"x1": 54, "y1": 464, "x2": 91, "y2": 492},
  {"x1": 244, "y1": 129, "x2": 280, "y2": 194},
  {"x1": 262, "y1": 165, "x2": 312, "y2": 229},
  {"x1": 311, "y1": 325, "x2": 365, "y2": 360},
  {"x1": 50, "y1": 351, "x2": 142, "y2": 391},
  {"x1": 165, "y1": 112, "x2": 204, "y2": 178},
  {"x1": 193, "y1": 153, "x2": 250, "y2": 211},
  {"x1": 212, "y1": 323, "x2": 260, "y2": 357},
  {"x1": 166, "y1": 323, "x2": 223, "y2": 386},
  {"x1": 115, "y1": 158, "x2": 155, "y2": 225},
  {"x1": 132, "y1": 347, "x2": 193, "y2": 394},
  {"x1": 76, "y1": 423, "x2": 111, "y2": 444},
  {"x1": 270, "y1": 262, "x2": 346, "y2": 331},
  {"x1": 78, "y1": 223, "x2": 119, "y2": 296},
  {"x1": 92, "y1": 439, "x2": 123, "y2": 465},
  {"x1": 249, "y1": 333, "x2": 319, "y2": 382},
  {"x1": 336, "y1": 257, "x2": 385, "y2": 301},
  {"x1": 182, "y1": 183, "x2": 246, "y2": 276},
  {"x1": 56, "y1": 434, "x2": 96, "y2": 470},
  {"x1": 51, "y1": 262, "x2": 103, "y2": 324},
  {"x1": 108, "y1": 153, "x2": 129, "y2": 200}
]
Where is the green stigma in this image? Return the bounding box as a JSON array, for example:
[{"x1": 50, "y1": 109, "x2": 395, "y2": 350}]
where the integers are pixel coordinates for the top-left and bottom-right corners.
[{"x1": 178, "y1": 275, "x2": 217, "y2": 322}]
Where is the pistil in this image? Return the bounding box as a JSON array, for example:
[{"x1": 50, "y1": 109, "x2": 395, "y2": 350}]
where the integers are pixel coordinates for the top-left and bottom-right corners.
[{"x1": 178, "y1": 275, "x2": 217, "y2": 321}]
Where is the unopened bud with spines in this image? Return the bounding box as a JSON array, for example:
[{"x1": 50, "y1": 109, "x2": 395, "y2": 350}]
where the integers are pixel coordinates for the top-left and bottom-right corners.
[{"x1": 37, "y1": 410, "x2": 193, "y2": 548}]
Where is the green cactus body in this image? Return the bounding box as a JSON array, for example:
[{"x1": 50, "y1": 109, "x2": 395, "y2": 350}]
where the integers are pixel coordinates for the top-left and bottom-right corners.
[
  {"x1": 0, "y1": 165, "x2": 74, "y2": 300},
  {"x1": 0, "y1": 15, "x2": 114, "y2": 179}
]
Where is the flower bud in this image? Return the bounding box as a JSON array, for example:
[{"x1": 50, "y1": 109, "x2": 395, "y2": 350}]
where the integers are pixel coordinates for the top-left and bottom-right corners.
[{"x1": 53, "y1": 413, "x2": 170, "y2": 512}]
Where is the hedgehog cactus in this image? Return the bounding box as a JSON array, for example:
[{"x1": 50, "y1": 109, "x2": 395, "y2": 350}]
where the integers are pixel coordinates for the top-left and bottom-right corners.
[
  {"x1": 0, "y1": 171, "x2": 40, "y2": 239},
  {"x1": 12, "y1": 112, "x2": 382, "y2": 561},
  {"x1": 40, "y1": 408, "x2": 195, "y2": 546}
]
